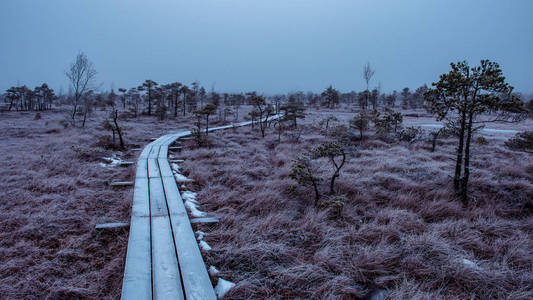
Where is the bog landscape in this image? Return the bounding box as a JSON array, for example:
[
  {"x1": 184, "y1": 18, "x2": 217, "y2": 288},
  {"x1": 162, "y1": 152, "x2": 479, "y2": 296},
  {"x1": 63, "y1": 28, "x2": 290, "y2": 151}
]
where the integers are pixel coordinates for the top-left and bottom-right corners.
[{"x1": 1, "y1": 1, "x2": 532, "y2": 299}]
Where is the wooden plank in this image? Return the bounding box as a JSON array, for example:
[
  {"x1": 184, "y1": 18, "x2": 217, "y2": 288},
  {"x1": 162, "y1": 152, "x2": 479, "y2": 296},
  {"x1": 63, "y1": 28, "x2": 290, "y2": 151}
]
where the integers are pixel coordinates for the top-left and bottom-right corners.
[
  {"x1": 119, "y1": 161, "x2": 135, "y2": 166},
  {"x1": 190, "y1": 217, "x2": 219, "y2": 224},
  {"x1": 121, "y1": 216, "x2": 152, "y2": 300},
  {"x1": 148, "y1": 159, "x2": 160, "y2": 178},
  {"x1": 135, "y1": 159, "x2": 148, "y2": 178},
  {"x1": 151, "y1": 216, "x2": 184, "y2": 300},
  {"x1": 156, "y1": 136, "x2": 174, "y2": 159},
  {"x1": 95, "y1": 222, "x2": 129, "y2": 230},
  {"x1": 149, "y1": 177, "x2": 167, "y2": 217},
  {"x1": 138, "y1": 143, "x2": 154, "y2": 159},
  {"x1": 169, "y1": 146, "x2": 183, "y2": 151},
  {"x1": 111, "y1": 181, "x2": 134, "y2": 187},
  {"x1": 132, "y1": 177, "x2": 149, "y2": 217},
  {"x1": 149, "y1": 143, "x2": 161, "y2": 158},
  {"x1": 169, "y1": 159, "x2": 185, "y2": 163},
  {"x1": 150, "y1": 177, "x2": 184, "y2": 300},
  {"x1": 158, "y1": 159, "x2": 174, "y2": 178},
  {"x1": 161, "y1": 176, "x2": 217, "y2": 300}
]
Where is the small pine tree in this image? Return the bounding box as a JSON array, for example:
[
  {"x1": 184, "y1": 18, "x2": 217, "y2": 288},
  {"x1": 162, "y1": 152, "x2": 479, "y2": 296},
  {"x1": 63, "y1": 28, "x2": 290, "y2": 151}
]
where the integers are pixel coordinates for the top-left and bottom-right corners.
[
  {"x1": 311, "y1": 142, "x2": 347, "y2": 194},
  {"x1": 289, "y1": 154, "x2": 322, "y2": 206},
  {"x1": 350, "y1": 111, "x2": 369, "y2": 140}
]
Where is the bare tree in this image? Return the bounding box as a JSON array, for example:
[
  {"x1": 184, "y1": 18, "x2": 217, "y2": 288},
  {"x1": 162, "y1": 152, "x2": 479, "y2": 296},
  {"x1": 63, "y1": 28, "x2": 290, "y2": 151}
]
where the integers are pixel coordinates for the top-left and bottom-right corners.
[
  {"x1": 66, "y1": 52, "x2": 96, "y2": 125},
  {"x1": 363, "y1": 62, "x2": 375, "y2": 91},
  {"x1": 362, "y1": 62, "x2": 375, "y2": 110}
]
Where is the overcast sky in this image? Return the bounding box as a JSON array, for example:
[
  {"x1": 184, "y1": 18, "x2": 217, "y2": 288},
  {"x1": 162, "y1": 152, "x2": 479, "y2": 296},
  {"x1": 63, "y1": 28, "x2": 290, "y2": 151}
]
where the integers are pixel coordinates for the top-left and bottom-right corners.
[{"x1": 1, "y1": 0, "x2": 532, "y2": 95}]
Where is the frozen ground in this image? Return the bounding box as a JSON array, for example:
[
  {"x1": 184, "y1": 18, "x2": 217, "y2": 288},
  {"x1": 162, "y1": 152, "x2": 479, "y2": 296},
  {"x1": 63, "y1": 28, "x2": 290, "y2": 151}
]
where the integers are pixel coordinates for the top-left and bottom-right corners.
[
  {"x1": 0, "y1": 107, "x2": 531, "y2": 299},
  {"x1": 0, "y1": 109, "x2": 203, "y2": 298},
  {"x1": 180, "y1": 111, "x2": 533, "y2": 299}
]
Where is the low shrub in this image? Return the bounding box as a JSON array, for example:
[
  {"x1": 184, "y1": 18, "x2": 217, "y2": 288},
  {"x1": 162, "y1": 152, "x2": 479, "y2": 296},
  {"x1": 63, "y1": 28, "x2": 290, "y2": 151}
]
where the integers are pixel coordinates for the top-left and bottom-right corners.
[
  {"x1": 475, "y1": 136, "x2": 489, "y2": 145},
  {"x1": 505, "y1": 131, "x2": 533, "y2": 152},
  {"x1": 398, "y1": 126, "x2": 424, "y2": 143},
  {"x1": 374, "y1": 110, "x2": 403, "y2": 136}
]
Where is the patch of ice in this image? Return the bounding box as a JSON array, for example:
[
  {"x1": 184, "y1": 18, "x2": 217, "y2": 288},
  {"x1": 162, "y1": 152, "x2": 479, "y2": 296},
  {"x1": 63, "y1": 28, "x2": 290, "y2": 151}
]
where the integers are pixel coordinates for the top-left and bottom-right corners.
[
  {"x1": 215, "y1": 278, "x2": 235, "y2": 299},
  {"x1": 209, "y1": 266, "x2": 219, "y2": 277},
  {"x1": 199, "y1": 240, "x2": 211, "y2": 251}
]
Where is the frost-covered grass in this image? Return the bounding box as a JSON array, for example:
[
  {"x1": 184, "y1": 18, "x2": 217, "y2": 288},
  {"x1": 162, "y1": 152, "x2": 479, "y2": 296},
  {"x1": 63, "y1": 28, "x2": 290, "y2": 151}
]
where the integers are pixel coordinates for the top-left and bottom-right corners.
[
  {"x1": 0, "y1": 108, "x2": 203, "y2": 298},
  {"x1": 180, "y1": 111, "x2": 533, "y2": 299},
  {"x1": 1, "y1": 107, "x2": 531, "y2": 299}
]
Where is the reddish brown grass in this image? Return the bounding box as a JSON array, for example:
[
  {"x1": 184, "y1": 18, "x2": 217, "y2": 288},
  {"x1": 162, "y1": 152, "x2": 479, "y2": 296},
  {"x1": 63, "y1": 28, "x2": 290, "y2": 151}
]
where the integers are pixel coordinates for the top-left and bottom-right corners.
[
  {"x1": 0, "y1": 109, "x2": 202, "y2": 299},
  {"x1": 180, "y1": 111, "x2": 533, "y2": 299},
  {"x1": 1, "y1": 107, "x2": 531, "y2": 299}
]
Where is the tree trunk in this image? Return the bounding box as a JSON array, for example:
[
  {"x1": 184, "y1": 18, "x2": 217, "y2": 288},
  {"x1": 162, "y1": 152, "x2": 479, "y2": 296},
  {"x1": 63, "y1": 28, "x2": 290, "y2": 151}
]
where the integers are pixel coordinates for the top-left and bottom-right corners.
[
  {"x1": 174, "y1": 94, "x2": 178, "y2": 118},
  {"x1": 183, "y1": 96, "x2": 186, "y2": 117},
  {"x1": 147, "y1": 88, "x2": 152, "y2": 116},
  {"x1": 72, "y1": 96, "x2": 79, "y2": 124},
  {"x1": 312, "y1": 180, "x2": 320, "y2": 207},
  {"x1": 329, "y1": 153, "x2": 346, "y2": 194},
  {"x1": 114, "y1": 110, "x2": 125, "y2": 149},
  {"x1": 205, "y1": 115, "x2": 209, "y2": 137},
  {"x1": 82, "y1": 108, "x2": 87, "y2": 127},
  {"x1": 431, "y1": 134, "x2": 437, "y2": 152},
  {"x1": 454, "y1": 110, "x2": 467, "y2": 192},
  {"x1": 461, "y1": 112, "x2": 474, "y2": 206}
]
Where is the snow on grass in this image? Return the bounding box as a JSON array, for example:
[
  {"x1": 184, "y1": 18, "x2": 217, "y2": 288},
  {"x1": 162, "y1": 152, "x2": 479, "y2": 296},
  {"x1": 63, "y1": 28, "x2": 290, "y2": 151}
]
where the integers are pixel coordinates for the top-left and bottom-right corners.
[
  {"x1": 181, "y1": 191, "x2": 207, "y2": 217},
  {"x1": 215, "y1": 278, "x2": 236, "y2": 299},
  {"x1": 171, "y1": 162, "x2": 180, "y2": 173},
  {"x1": 99, "y1": 154, "x2": 122, "y2": 167},
  {"x1": 460, "y1": 258, "x2": 480, "y2": 269},
  {"x1": 209, "y1": 266, "x2": 219, "y2": 277},
  {"x1": 199, "y1": 240, "x2": 212, "y2": 251},
  {"x1": 174, "y1": 173, "x2": 194, "y2": 182},
  {"x1": 196, "y1": 230, "x2": 205, "y2": 241}
]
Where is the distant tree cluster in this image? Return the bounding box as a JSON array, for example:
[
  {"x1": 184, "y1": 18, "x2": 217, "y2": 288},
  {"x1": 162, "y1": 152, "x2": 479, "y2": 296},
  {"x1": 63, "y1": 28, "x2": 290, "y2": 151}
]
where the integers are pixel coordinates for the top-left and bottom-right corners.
[{"x1": 4, "y1": 84, "x2": 56, "y2": 111}]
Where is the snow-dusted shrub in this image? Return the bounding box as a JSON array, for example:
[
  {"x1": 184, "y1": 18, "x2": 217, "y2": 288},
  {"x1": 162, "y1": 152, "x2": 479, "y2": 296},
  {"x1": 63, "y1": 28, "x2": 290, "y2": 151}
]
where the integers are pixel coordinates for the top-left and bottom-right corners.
[
  {"x1": 475, "y1": 136, "x2": 489, "y2": 145},
  {"x1": 398, "y1": 126, "x2": 424, "y2": 144},
  {"x1": 289, "y1": 154, "x2": 322, "y2": 205},
  {"x1": 374, "y1": 109, "x2": 403, "y2": 136},
  {"x1": 505, "y1": 131, "x2": 533, "y2": 152},
  {"x1": 311, "y1": 141, "x2": 347, "y2": 194}
]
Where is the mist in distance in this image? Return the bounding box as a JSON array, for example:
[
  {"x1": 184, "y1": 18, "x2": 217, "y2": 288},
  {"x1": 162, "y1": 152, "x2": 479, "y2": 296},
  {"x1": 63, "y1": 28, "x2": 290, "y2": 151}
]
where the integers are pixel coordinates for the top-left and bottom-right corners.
[{"x1": 1, "y1": 0, "x2": 532, "y2": 94}]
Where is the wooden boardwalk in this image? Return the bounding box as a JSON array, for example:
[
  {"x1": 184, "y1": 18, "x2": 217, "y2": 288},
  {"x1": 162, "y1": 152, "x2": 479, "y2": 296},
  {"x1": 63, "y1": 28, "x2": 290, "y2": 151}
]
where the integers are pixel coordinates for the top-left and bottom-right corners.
[{"x1": 121, "y1": 116, "x2": 280, "y2": 300}]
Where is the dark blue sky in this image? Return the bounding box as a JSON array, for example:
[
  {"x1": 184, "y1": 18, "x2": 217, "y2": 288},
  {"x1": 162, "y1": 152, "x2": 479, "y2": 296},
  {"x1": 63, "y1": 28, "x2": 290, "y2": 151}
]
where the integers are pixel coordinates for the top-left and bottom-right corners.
[{"x1": 1, "y1": 0, "x2": 532, "y2": 94}]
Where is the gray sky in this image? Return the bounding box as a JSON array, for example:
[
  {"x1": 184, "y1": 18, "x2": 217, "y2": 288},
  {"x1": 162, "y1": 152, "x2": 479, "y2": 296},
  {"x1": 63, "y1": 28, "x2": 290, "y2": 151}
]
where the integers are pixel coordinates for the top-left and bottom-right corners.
[{"x1": 1, "y1": 0, "x2": 532, "y2": 94}]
